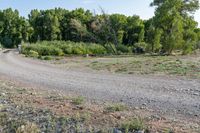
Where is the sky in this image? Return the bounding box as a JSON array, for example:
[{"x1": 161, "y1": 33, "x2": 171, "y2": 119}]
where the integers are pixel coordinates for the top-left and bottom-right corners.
[{"x1": 0, "y1": 0, "x2": 199, "y2": 27}]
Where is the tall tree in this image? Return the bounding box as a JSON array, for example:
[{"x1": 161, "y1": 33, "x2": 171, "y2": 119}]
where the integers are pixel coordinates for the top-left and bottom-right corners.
[
  {"x1": 0, "y1": 8, "x2": 27, "y2": 48},
  {"x1": 123, "y1": 15, "x2": 145, "y2": 45},
  {"x1": 110, "y1": 14, "x2": 127, "y2": 44},
  {"x1": 151, "y1": 0, "x2": 199, "y2": 54}
]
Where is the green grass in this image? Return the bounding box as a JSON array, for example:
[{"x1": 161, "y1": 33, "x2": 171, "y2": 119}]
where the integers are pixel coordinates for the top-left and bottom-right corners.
[
  {"x1": 105, "y1": 103, "x2": 127, "y2": 112},
  {"x1": 22, "y1": 41, "x2": 108, "y2": 57},
  {"x1": 88, "y1": 55, "x2": 200, "y2": 78},
  {"x1": 72, "y1": 96, "x2": 85, "y2": 105},
  {"x1": 121, "y1": 118, "x2": 146, "y2": 133}
]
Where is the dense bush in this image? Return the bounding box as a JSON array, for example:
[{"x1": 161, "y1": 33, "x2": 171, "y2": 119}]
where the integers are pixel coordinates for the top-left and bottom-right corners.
[
  {"x1": 22, "y1": 41, "x2": 108, "y2": 56},
  {"x1": 22, "y1": 45, "x2": 64, "y2": 56},
  {"x1": 133, "y1": 42, "x2": 148, "y2": 53},
  {"x1": 116, "y1": 44, "x2": 130, "y2": 54},
  {"x1": 27, "y1": 50, "x2": 39, "y2": 58},
  {"x1": 121, "y1": 118, "x2": 145, "y2": 132}
]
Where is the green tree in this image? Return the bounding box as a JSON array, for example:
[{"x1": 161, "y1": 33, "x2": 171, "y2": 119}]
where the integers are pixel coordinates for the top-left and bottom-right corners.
[
  {"x1": 146, "y1": 25, "x2": 163, "y2": 53},
  {"x1": 110, "y1": 14, "x2": 127, "y2": 44},
  {"x1": 69, "y1": 18, "x2": 88, "y2": 41},
  {"x1": 123, "y1": 15, "x2": 145, "y2": 45},
  {"x1": 151, "y1": 0, "x2": 199, "y2": 54},
  {"x1": 0, "y1": 8, "x2": 27, "y2": 48},
  {"x1": 61, "y1": 8, "x2": 92, "y2": 42}
]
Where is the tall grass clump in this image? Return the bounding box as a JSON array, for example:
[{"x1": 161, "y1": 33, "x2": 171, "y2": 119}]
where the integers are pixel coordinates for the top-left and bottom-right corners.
[
  {"x1": 121, "y1": 118, "x2": 146, "y2": 132},
  {"x1": 22, "y1": 41, "x2": 108, "y2": 56}
]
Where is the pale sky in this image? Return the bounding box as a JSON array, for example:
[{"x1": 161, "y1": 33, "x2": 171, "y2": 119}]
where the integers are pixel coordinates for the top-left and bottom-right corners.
[{"x1": 0, "y1": 0, "x2": 199, "y2": 27}]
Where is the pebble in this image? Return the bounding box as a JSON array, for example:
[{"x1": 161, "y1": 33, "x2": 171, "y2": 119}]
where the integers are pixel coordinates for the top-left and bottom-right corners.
[
  {"x1": 1, "y1": 93, "x2": 6, "y2": 96},
  {"x1": 140, "y1": 106, "x2": 146, "y2": 109},
  {"x1": 142, "y1": 103, "x2": 147, "y2": 106},
  {"x1": 151, "y1": 115, "x2": 161, "y2": 120},
  {"x1": 113, "y1": 128, "x2": 122, "y2": 133},
  {"x1": 135, "y1": 130, "x2": 145, "y2": 133},
  {"x1": 134, "y1": 107, "x2": 139, "y2": 110},
  {"x1": 193, "y1": 93, "x2": 199, "y2": 96}
]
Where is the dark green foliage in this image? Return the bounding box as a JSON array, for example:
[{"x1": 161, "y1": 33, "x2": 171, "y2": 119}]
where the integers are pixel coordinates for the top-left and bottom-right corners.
[
  {"x1": 116, "y1": 44, "x2": 130, "y2": 53},
  {"x1": 123, "y1": 15, "x2": 145, "y2": 45},
  {"x1": 134, "y1": 42, "x2": 148, "y2": 53},
  {"x1": 150, "y1": 0, "x2": 200, "y2": 54},
  {"x1": 0, "y1": 2, "x2": 199, "y2": 54},
  {"x1": 0, "y1": 8, "x2": 32, "y2": 48}
]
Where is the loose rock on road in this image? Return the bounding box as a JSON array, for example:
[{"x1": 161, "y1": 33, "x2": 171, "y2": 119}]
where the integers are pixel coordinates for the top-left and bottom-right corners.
[{"x1": 0, "y1": 50, "x2": 200, "y2": 119}]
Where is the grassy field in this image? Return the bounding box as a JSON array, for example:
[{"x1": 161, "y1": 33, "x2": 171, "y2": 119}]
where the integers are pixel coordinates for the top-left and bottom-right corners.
[
  {"x1": 50, "y1": 54, "x2": 200, "y2": 78},
  {"x1": 0, "y1": 80, "x2": 198, "y2": 133}
]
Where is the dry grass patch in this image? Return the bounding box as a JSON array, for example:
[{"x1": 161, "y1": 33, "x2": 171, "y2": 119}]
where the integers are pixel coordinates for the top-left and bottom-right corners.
[{"x1": 0, "y1": 80, "x2": 199, "y2": 132}]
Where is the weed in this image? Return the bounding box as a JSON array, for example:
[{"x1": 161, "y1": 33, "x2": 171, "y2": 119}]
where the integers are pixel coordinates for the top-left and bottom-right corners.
[
  {"x1": 106, "y1": 103, "x2": 127, "y2": 112},
  {"x1": 27, "y1": 50, "x2": 39, "y2": 58},
  {"x1": 6, "y1": 119, "x2": 26, "y2": 133},
  {"x1": 121, "y1": 117, "x2": 145, "y2": 132},
  {"x1": 16, "y1": 122, "x2": 40, "y2": 133},
  {"x1": 16, "y1": 88, "x2": 27, "y2": 93},
  {"x1": 72, "y1": 96, "x2": 85, "y2": 105},
  {"x1": 0, "y1": 112, "x2": 8, "y2": 125},
  {"x1": 88, "y1": 56, "x2": 200, "y2": 78},
  {"x1": 43, "y1": 56, "x2": 52, "y2": 60}
]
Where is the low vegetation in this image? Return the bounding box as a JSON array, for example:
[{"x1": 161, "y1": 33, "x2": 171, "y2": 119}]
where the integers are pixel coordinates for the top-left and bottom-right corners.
[
  {"x1": 0, "y1": 80, "x2": 197, "y2": 133},
  {"x1": 21, "y1": 41, "x2": 108, "y2": 57},
  {"x1": 120, "y1": 118, "x2": 146, "y2": 133},
  {"x1": 88, "y1": 56, "x2": 200, "y2": 78},
  {"x1": 105, "y1": 103, "x2": 127, "y2": 112},
  {"x1": 72, "y1": 96, "x2": 85, "y2": 105},
  {"x1": 49, "y1": 54, "x2": 200, "y2": 78}
]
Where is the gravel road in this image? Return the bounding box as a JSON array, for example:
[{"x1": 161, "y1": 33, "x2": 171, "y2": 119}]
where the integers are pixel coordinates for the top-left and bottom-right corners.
[{"x1": 0, "y1": 50, "x2": 200, "y2": 119}]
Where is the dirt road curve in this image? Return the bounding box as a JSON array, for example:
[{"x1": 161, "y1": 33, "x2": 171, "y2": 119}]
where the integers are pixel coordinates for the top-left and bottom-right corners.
[{"x1": 0, "y1": 50, "x2": 200, "y2": 118}]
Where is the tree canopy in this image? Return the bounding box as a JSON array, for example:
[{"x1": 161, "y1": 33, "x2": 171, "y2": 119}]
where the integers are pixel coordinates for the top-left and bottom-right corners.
[{"x1": 0, "y1": 0, "x2": 199, "y2": 54}]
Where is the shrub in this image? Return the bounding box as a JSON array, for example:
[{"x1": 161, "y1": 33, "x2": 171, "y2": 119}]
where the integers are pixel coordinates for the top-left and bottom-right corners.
[
  {"x1": 106, "y1": 103, "x2": 127, "y2": 112},
  {"x1": 27, "y1": 50, "x2": 39, "y2": 58},
  {"x1": 72, "y1": 96, "x2": 85, "y2": 105},
  {"x1": 43, "y1": 56, "x2": 52, "y2": 60},
  {"x1": 61, "y1": 45, "x2": 73, "y2": 54},
  {"x1": 104, "y1": 43, "x2": 117, "y2": 54},
  {"x1": 116, "y1": 45, "x2": 129, "y2": 53},
  {"x1": 72, "y1": 45, "x2": 84, "y2": 55},
  {"x1": 182, "y1": 42, "x2": 192, "y2": 55},
  {"x1": 121, "y1": 118, "x2": 145, "y2": 132},
  {"x1": 134, "y1": 42, "x2": 148, "y2": 53},
  {"x1": 87, "y1": 43, "x2": 107, "y2": 54},
  {"x1": 22, "y1": 41, "x2": 108, "y2": 56}
]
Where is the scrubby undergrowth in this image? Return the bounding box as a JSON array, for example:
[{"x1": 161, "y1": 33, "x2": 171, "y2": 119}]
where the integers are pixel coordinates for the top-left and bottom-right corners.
[{"x1": 21, "y1": 41, "x2": 109, "y2": 57}]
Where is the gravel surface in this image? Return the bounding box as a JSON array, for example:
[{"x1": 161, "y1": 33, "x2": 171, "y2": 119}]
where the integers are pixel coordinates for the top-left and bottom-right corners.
[{"x1": 0, "y1": 50, "x2": 200, "y2": 119}]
